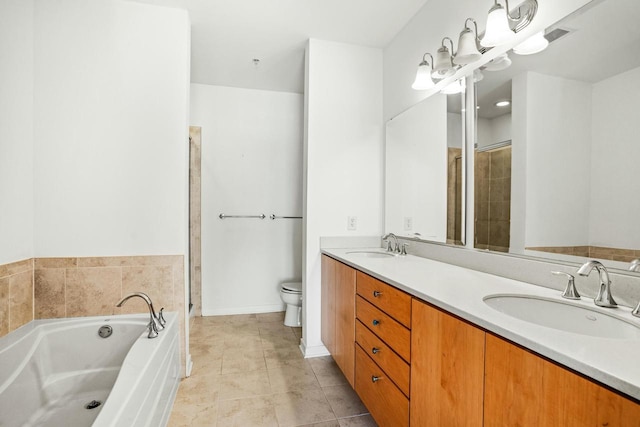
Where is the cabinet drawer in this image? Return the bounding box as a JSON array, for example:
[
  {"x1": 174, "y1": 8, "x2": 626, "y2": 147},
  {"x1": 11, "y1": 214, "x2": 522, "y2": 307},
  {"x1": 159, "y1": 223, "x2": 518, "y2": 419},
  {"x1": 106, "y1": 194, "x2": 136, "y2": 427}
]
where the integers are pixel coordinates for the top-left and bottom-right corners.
[
  {"x1": 356, "y1": 271, "x2": 411, "y2": 328},
  {"x1": 355, "y1": 345, "x2": 409, "y2": 427},
  {"x1": 356, "y1": 296, "x2": 410, "y2": 362},
  {"x1": 356, "y1": 320, "x2": 410, "y2": 396}
]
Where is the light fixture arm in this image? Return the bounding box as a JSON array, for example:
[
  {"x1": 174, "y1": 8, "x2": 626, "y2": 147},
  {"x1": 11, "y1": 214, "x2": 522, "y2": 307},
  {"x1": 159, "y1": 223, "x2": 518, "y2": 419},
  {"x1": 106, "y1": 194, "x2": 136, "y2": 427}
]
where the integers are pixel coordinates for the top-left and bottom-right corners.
[
  {"x1": 465, "y1": 18, "x2": 479, "y2": 35},
  {"x1": 419, "y1": 53, "x2": 434, "y2": 69},
  {"x1": 441, "y1": 37, "x2": 455, "y2": 56},
  {"x1": 500, "y1": 0, "x2": 539, "y2": 32}
]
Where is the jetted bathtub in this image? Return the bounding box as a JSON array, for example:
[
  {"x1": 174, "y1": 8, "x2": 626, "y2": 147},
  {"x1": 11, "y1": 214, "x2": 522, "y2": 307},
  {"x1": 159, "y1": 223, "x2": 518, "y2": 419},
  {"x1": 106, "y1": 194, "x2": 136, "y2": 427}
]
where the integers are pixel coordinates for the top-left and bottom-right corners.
[{"x1": 0, "y1": 312, "x2": 180, "y2": 427}]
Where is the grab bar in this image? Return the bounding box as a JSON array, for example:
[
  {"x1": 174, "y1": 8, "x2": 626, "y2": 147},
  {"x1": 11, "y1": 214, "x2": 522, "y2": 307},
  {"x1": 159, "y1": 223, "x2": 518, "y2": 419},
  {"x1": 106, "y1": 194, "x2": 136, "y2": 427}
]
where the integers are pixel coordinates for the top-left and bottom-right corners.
[
  {"x1": 270, "y1": 214, "x2": 303, "y2": 220},
  {"x1": 219, "y1": 213, "x2": 266, "y2": 219}
]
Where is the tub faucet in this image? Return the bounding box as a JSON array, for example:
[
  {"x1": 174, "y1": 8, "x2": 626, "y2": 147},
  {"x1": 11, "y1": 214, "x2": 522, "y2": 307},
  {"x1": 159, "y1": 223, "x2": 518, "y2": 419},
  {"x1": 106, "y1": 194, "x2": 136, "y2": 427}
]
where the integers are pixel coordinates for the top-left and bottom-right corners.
[
  {"x1": 629, "y1": 259, "x2": 640, "y2": 273},
  {"x1": 576, "y1": 260, "x2": 617, "y2": 308},
  {"x1": 116, "y1": 292, "x2": 165, "y2": 338},
  {"x1": 382, "y1": 233, "x2": 399, "y2": 253}
]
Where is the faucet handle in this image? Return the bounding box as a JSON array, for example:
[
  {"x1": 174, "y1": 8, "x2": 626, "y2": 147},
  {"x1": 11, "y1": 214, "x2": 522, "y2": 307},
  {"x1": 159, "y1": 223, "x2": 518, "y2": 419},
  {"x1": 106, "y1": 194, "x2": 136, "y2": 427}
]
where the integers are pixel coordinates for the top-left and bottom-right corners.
[
  {"x1": 401, "y1": 243, "x2": 409, "y2": 256},
  {"x1": 552, "y1": 271, "x2": 580, "y2": 300},
  {"x1": 157, "y1": 307, "x2": 166, "y2": 327}
]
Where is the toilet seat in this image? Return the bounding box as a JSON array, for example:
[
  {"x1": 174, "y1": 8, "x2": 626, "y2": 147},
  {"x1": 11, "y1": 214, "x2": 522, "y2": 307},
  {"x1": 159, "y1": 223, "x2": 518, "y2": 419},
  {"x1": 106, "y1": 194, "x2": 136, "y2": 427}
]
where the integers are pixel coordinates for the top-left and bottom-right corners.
[{"x1": 281, "y1": 282, "x2": 302, "y2": 293}]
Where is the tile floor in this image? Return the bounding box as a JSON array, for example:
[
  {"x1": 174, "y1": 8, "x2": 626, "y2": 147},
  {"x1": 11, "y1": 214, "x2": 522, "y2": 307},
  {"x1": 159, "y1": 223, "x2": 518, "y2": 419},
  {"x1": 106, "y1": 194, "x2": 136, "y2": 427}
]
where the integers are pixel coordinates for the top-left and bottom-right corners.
[{"x1": 168, "y1": 312, "x2": 377, "y2": 427}]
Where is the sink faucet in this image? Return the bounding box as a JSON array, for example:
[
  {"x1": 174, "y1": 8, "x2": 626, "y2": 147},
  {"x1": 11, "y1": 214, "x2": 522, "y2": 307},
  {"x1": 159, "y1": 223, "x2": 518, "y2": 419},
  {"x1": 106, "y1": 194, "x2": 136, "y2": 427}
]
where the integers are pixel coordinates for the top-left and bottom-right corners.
[
  {"x1": 116, "y1": 292, "x2": 166, "y2": 338},
  {"x1": 382, "y1": 233, "x2": 399, "y2": 253},
  {"x1": 576, "y1": 260, "x2": 617, "y2": 308},
  {"x1": 629, "y1": 259, "x2": 640, "y2": 273}
]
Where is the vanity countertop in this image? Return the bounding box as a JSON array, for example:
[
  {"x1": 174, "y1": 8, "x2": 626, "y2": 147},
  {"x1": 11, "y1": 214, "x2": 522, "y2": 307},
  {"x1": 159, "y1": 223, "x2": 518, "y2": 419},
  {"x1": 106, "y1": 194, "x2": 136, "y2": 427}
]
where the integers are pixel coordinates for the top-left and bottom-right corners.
[{"x1": 322, "y1": 247, "x2": 640, "y2": 401}]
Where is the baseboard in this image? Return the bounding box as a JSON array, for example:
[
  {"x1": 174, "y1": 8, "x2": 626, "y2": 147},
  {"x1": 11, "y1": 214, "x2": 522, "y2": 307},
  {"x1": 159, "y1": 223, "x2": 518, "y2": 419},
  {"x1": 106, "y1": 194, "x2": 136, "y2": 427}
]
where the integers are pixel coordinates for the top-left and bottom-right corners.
[
  {"x1": 299, "y1": 339, "x2": 330, "y2": 358},
  {"x1": 202, "y1": 303, "x2": 285, "y2": 316}
]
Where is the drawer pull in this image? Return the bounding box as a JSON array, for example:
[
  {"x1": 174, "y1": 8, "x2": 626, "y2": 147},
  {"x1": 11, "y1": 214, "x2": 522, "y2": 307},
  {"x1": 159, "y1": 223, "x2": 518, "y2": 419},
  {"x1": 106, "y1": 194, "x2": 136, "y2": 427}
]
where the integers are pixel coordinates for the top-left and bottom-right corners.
[
  {"x1": 372, "y1": 375, "x2": 382, "y2": 383},
  {"x1": 373, "y1": 290, "x2": 382, "y2": 297},
  {"x1": 371, "y1": 347, "x2": 380, "y2": 354},
  {"x1": 372, "y1": 319, "x2": 380, "y2": 326}
]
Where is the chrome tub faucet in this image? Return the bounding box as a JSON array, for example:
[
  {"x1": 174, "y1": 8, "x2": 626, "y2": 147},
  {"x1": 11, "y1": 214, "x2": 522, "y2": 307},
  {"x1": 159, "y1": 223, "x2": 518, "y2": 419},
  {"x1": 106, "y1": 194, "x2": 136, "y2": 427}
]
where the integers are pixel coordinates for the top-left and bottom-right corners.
[
  {"x1": 576, "y1": 260, "x2": 617, "y2": 308},
  {"x1": 116, "y1": 292, "x2": 166, "y2": 338}
]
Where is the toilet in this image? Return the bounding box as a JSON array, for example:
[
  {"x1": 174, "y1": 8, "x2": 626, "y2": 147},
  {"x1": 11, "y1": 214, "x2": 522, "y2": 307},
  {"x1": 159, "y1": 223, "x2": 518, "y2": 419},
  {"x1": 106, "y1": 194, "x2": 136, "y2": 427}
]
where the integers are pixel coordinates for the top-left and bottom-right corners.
[{"x1": 280, "y1": 282, "x2": 302, "y2": 327}]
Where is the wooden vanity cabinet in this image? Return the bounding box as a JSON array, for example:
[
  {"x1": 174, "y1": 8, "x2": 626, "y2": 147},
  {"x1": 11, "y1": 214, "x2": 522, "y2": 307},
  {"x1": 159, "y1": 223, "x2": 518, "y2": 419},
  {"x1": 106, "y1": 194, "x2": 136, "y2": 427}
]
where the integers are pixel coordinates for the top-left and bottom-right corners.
[
  {"x1": 321, "y1": 256, "x2": 640, "y2": 427},
  {"x1": 410, "y1": 298, "x2": 485, "y2": 427},
  {"x1": 320, "y1": 255, "x2": 356, "y2": 387},
  {"x1": 485, "y1": 334, "x2": 640, "y2": 427}
]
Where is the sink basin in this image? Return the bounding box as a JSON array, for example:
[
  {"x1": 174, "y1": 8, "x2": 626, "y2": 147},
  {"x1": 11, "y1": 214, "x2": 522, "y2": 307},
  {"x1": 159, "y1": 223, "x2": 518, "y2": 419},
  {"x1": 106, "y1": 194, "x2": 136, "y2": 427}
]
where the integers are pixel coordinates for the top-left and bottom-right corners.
[
  {"x1": 484, "y1": 294, "x2": 640, "y2": 339},
  {"x1": 345, "y1": 251, "x2": 397, "y2": 259}
]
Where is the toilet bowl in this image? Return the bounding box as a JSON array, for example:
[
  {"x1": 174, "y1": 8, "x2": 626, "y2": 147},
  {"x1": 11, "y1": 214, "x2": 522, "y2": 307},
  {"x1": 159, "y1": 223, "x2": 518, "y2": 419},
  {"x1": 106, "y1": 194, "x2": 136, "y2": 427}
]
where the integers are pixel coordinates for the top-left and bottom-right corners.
[{"x1": 280, "y1": 282, "x2": 302, "y2": 327}]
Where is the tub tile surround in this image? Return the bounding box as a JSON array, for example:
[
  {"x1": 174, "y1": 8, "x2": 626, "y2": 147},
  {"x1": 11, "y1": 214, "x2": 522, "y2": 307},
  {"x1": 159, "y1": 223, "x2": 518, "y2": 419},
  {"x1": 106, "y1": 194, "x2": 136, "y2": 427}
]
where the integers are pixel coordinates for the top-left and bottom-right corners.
[
  {"x1": 169, "y1": 313, "x2": 377, "y2": 427},
  {"x1": 0, "y1": 259, "x2": 34, "y2": 336},
  {"x1": 0, "y1": 255, "x2": 188, "y2": 375}
]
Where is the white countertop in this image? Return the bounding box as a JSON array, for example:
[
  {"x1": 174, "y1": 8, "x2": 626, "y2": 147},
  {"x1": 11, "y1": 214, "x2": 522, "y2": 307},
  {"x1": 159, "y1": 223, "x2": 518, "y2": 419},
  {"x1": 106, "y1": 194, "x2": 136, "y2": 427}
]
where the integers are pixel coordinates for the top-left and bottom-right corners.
[{"x1": 322, "y1": 248, "x2": 640, "y2": 401}]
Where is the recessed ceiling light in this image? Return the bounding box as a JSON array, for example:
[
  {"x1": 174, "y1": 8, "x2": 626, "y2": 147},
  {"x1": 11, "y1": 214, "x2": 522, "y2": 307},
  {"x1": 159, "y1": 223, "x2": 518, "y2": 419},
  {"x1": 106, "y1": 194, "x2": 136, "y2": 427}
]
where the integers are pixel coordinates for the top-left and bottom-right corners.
[{"x1": 495, "y1": 100, "x2": 511, "y2": 107}]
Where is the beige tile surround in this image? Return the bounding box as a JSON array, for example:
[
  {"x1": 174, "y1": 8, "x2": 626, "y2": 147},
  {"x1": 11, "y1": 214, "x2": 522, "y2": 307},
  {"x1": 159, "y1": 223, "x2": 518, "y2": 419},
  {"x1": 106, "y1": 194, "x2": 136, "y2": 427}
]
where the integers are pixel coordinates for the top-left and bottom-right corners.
[
  {"x1": 527, "y1": 246, "x2": 640, "y2": 263},
  {"x1": 170, "y1": 312, "x2": 377, "y2": 427},
  {"x1": 0, "y1": 259, "x2": 34, "y2": 337},
  {"x1": 0, "y1": 255, "x2": 187, "y2": 375}
]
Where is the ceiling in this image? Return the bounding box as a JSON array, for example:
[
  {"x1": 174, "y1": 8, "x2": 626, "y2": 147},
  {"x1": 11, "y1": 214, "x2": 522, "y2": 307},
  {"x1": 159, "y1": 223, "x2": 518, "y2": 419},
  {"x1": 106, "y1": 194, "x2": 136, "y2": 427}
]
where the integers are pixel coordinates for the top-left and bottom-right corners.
[{"x1": 131, "y1": 0, "x2": 429, "y2": 93}]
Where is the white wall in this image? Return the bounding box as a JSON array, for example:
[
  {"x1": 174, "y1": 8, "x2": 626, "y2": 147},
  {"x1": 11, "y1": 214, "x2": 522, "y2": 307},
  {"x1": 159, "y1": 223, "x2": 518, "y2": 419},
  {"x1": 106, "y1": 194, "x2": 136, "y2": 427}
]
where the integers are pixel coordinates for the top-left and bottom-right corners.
[
  {"x1": 383, "y1": 0, "x2": 592, "y2": 122},
  {"x1": 478, "y1": 114, "x2": 512, "y2": 150},
  {"x1": 0, "y1": 0, "x2": 34, "y2": 265},
  {"x1": 447, "y1": 112, "x2": 462, "y2": 149},
  {"x1": 386, "y1": 94, "x2": 447, "y2": 241},
  {"x1": 304, "y1": 39, "x2": 383, "y2": 356},
  {"x1": 589, "y1": 66, "x2": 640, "y2": 249},
  {"x1": 516, "y1": 72, "x2": 592, "y2": 248},
  {"x1": 190, "y1": 84, "x2": 304, "y2": 315},
  {"x1": 32, "y1": 0, "x2": 190, "y2": 257}
]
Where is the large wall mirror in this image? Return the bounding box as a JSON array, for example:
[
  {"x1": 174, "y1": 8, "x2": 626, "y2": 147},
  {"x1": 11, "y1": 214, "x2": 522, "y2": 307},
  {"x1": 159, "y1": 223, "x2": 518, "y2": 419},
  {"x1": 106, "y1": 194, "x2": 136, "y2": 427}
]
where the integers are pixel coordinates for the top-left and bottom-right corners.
[
  {"x1": 385, "y1": 85, "x2": 465, "y2": 244},
  {"x1": 474, "y1": 0, "x2": 640, "y2": 270}
]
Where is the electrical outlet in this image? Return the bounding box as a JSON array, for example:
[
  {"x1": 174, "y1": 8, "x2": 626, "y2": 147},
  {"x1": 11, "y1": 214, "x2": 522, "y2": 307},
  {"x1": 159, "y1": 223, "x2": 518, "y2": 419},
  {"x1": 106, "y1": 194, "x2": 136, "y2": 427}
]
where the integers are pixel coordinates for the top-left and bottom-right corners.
[
  {"x1": 347, "y1": 216, "x2": 357, "y2": 231},
  {"x1": 404, "y1": 217, "x2": 413, "y2": 231}
]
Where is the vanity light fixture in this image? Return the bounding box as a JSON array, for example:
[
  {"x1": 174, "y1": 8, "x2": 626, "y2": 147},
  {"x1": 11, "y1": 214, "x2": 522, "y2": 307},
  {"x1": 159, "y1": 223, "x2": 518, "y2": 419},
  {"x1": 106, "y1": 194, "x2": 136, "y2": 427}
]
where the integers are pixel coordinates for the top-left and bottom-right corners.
[
  {"x1": 411, "y1": 53, "x2": 436, "y2": 90},
  {"x1": 432, "y1": 37, "x2": 457, "y2": 79},
  {"x1": 495, "y1": 100, "x2": 511, "y2": 107},
  {"x1": 513, "y1": 30, "x2": 549, "y2": 55},
  {"x1": 481, "y1": 0, "x2": 539, "y2": 47},
  {"x1": 454, "y1": 19, "x2": 482, "y2": 65}
]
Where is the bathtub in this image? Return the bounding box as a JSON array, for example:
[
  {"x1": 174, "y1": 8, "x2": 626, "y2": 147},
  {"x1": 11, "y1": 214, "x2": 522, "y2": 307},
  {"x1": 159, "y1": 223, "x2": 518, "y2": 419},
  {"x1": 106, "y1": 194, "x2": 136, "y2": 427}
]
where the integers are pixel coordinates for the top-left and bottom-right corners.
[{"x1": 0, "y1": 312, "x2": 180, "y2": 427}]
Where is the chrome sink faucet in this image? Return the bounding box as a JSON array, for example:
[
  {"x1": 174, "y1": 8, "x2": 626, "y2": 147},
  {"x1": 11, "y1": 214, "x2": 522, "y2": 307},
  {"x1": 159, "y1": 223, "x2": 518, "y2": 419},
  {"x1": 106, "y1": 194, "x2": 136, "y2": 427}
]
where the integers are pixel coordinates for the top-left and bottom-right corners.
[
  {"x1": 629, "y1": 259, "x2": 640, "y2": 273},
  {"x1": 576, "y1": 260, "x2": 617, "y2": 308},
  {"x1": 116, "y1": 292, "x2": 166, "y2": 338},
  {"x1": 382, "y1": 233, "x2": 400, "y2": 253}
]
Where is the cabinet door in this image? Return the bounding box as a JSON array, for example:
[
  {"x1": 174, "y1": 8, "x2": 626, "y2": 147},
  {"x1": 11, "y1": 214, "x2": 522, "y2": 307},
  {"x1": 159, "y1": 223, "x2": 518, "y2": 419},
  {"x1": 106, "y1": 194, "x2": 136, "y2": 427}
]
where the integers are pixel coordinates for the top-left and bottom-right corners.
[
  {"x1": 410, "y1": 299, "x2": 485, "y2": 427},
  {"x1": 484, "y1": 334, "x2": 544, "y2": 426},
  {"x1": 334, "y1": 260, "x2": 356, "y2": 387},
  {"x1": 321, "y1": 255, "x2": 335, "y2": 355},
  {"x1": 485, "y1": 334, "x2": 640, "y2": 427}
]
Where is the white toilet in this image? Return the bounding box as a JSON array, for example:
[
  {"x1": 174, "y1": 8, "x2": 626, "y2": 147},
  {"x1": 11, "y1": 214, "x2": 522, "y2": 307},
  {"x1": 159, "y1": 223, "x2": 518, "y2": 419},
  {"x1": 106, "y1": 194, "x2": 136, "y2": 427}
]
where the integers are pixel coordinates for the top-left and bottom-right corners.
[{"x1": 280, "y1": 282, "x2": 302, "y2": 327}]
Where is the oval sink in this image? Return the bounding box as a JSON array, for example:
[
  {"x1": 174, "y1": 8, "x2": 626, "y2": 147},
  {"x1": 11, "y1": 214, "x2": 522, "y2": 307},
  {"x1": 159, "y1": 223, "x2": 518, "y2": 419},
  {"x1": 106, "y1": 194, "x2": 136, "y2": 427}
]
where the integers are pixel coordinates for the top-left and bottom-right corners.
[
  {"x1": 345, "y1": 251, "x2": 397, "y2": 259},
  {"x1": 484, "y1": 294, "x2": 640, "y2": 339}
]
